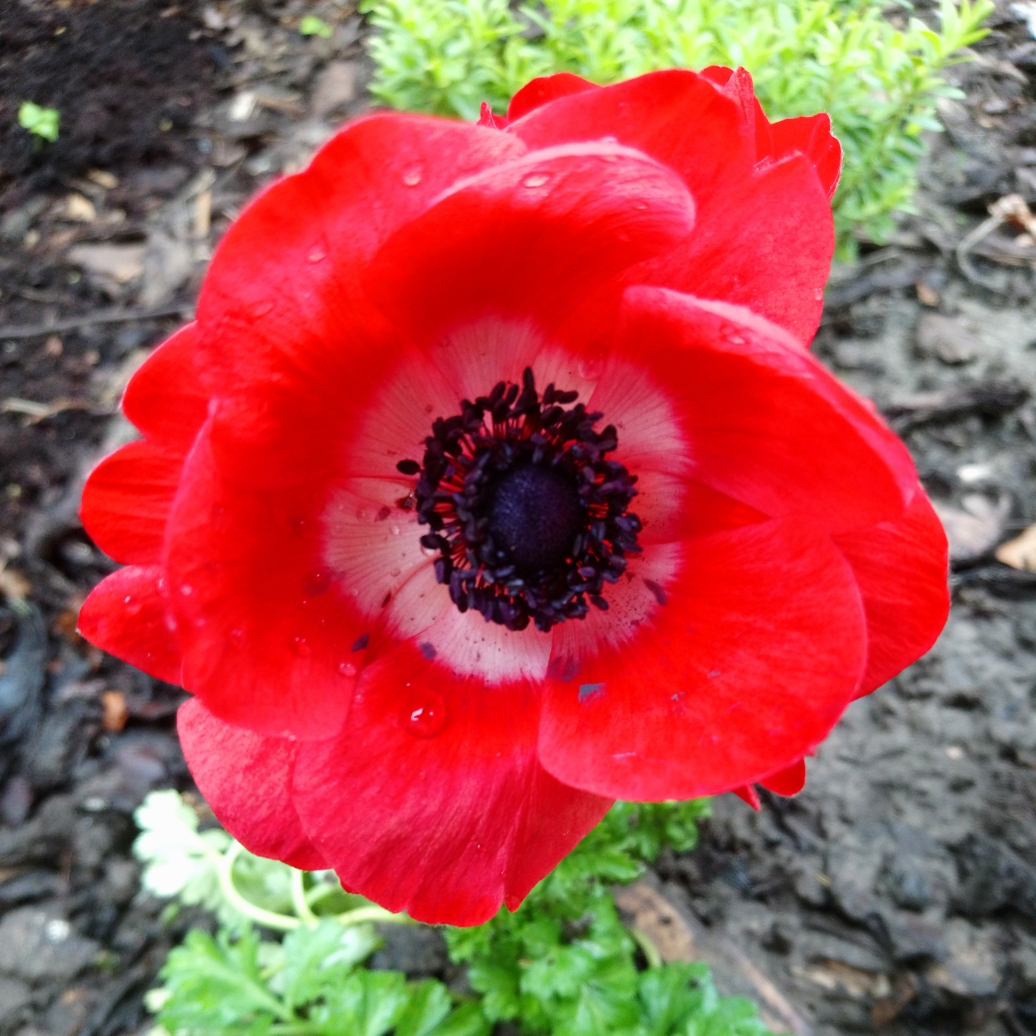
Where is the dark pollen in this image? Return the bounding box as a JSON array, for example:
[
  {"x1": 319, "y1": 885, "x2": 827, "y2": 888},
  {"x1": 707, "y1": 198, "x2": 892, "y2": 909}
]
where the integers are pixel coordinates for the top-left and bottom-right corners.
[
  {"x1": 396, "y1": 367, "x2": 642, "y2": 632},
  {"x1": 488, "y1": 463, "x2": 582, "y2": 576}
]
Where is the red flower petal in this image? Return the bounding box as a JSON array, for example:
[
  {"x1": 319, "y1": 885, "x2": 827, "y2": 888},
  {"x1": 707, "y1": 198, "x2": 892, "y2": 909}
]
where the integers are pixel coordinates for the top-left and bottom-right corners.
[
  {"x1": 768, "y1": 114, "x2": 841, "y2": 201},
  {"x1": 506, "y1": 72, "x2": 597, "y2": 122},
  {"x1": 509, "y1": 70, "x2": 753, "y2": 213},
  {"x1": 758, "y1": 758, "x2": 807, "y2": 796},
  {"x1": 196, "y1": 114, "x2": 526, "y2": 390},
  {"x1": 834, "y1": 489, "x2": 949, "y2": 697},
  {"x1": 177, "y1": 697, "x2": 327, "y2": 871},
  {"x1": 81, "y1": 440, "x2": 184, "y2": 565},
  {"x1": 508, "y1": 69, "x2": 833, "y2": 343},
  {"x1": 122, "y1": 322, "x2": 208, "y2": 449},
  {"x1": 78, "y1": 566, "x2": 182, "y2": 684},
  {"x1": 162, "y1": 427, "x2": 375, "y2": 740},
  {"x1": 616, "y1": 288, "x2": 916, "y2": 533},
  {"x1": 698, "y1": 65, "x2": 841, "y2": 200},
  {"x1": 364, "y1": 141, "x2": 696, "y2": 345},
  {"x1": 643, "y1": 154, "x2": 833, "y2": 344},
  {"x1": 537, "y1": 518, "x2": 867, "y2": 800},
  {"x1": 81, "y1": 323, "x2": 208, "y2": 566},
  {"x1": 733, "y1": 785, "x2": 761, "y2": 810},
  {"x1": 291, "y1": 642, "x2": 612, "y2": 925}
]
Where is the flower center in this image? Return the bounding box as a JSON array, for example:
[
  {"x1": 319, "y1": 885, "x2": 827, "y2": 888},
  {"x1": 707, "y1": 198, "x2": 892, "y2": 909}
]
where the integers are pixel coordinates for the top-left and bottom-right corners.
[
  {"x1": 397, "y1": 368, "x2": 642, "y2": 632},
  {"x1": 487, "y1": 463, "x2": 582, "y2": 576}
]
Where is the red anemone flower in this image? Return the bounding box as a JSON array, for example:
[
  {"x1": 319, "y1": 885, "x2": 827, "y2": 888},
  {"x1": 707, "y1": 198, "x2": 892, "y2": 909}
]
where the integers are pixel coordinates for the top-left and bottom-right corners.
[{"x1": 78, "y1": 68, "x2": 949, "y2": 926}]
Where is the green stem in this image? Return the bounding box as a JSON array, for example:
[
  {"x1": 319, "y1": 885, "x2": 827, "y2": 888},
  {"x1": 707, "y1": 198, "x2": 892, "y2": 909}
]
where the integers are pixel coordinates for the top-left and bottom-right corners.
[
  {"x1": 217, "y1": 842, "x2": 300, "y2": 932},
  {"x1": 630, "y1": 926, "x2": 663, "y2": 969},
  {"x1": 335, "y1": 905, "x2": 410, "y2": 927},
  {"x1": 291, "y1": 867, "x2": 319, "y2": 925}
]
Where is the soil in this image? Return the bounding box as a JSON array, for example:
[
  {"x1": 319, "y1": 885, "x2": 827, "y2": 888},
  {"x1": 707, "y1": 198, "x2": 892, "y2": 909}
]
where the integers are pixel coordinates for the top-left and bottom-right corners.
[{"x1": 1, "y1": 0, "x2": 1035, "y2": 1034}]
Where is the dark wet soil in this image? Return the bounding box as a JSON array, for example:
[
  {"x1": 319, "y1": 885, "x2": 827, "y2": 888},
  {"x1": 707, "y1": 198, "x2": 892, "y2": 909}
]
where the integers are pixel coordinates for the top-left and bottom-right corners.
[{"x1": 1, "y1": 0, "x2": 1036, "y2": 1034}]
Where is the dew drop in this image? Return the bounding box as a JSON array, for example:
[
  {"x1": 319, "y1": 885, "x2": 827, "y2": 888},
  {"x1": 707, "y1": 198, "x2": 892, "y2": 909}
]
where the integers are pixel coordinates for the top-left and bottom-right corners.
[
  {"x1": 179, "y1": 584, "x2": 194, "y2": 596},
  {"x1": 336, "y1": 660, "x2": 358, "y2": 678},
  {"x1": 403, "y1": 692, "x2": 447, "y2": 738},
  {"x1": 522, "y1": 172, "x2": 550, "y2": 188},
  {"x1": 229, "y1": 628, "x2": 244, "y2": 646},
  {"x1": 303, "y1": 567, "x2": 332, "y2": 597},
  {"x1": 402, "y1": 165, "x2": 423, "y2": 186},
  {"x1": 307, "y1": 248, "x2": 326, "y2": 263},
  {"x1": 577, "y1": 355, "x2": 605, "y2": 381},
  {"x1": 164, "y1": 615, "x2": 178, "y2": 632},
  {"x1": 248, "y1": 299, "x2": 274, "y2": 319},
  {"x1": 291, "y1": 635, "x2": 312, "y2": 657},
  {"x1": 390, "y1": 525, "x2": 400, "y2": 536}
]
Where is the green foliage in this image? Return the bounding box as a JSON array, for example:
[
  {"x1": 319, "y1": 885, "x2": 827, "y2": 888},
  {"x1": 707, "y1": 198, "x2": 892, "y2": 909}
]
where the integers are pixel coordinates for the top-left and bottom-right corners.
[
  {"x1": 299, "y1": 15, "x2": 334, "y2": 37},
  {"x1": 18, "y1": 101, "x2": 60, "y2": 142},
  {"x1": 359, "y1": 0, "x2": 992, "y2": 252},
  {"x1": 444, "y1": 799, "x2": 770, "y2": 1036},
  {"x1": 141, "y1": 794, "x2": 766, "y2": 1036},
  {"x1": 152, "y1": 922, "x2": 487, "y2": 1036}
]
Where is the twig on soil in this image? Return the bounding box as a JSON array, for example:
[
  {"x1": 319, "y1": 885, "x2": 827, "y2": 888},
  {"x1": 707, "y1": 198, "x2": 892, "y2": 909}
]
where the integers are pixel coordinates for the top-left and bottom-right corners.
[
  {"x1": 882, "y1": 381, "x2": 1029, "y2": 431},
  {"x1": 823, "y1": 264, "x2": 925, "y2": 312},
  {"x1": 0, "y1": 303, "x2": 193, "y2": 341},
  {"x1": 956, "y1": 194, "x2": 1036, "y2": 289}
]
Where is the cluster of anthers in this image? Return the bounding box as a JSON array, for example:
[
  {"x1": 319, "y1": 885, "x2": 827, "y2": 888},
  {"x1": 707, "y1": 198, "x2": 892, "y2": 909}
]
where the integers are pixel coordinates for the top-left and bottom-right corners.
[{"x1": 396, "y1": 368, "x2": 642, "y2": 632}]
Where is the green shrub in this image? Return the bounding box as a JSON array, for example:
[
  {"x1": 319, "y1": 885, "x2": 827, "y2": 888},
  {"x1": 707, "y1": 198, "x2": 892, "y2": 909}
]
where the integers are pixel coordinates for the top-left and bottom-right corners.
[{"x1": 359, "y1": 0, "x2": 992, "y2": 254}]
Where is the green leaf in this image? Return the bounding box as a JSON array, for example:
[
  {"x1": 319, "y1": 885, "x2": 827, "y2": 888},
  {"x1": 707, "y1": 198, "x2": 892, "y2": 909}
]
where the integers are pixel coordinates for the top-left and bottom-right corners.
[
  {"x1": 299, "y1": 15, "x2": 333, "y2": 37},
  {"x1": 18, "y1": 101, "x2": 59, "y2": 141},
  {"x1": 280, "y1": 920, "x2": 380, "y2": 1011},
  {"x1": 155, "y1": 928, "x2": 289, "y2": 1035}
]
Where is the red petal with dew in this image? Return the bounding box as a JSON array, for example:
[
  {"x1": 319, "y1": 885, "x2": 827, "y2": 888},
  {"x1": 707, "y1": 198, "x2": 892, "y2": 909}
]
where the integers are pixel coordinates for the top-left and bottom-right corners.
[
  {"x1": 195, "y1": 114, "x2": 527, "y2": 392},
  {"x1": 177, "y1": 698, "x2": 327, "y2": 871},
  {"x1": 292, "y1": 641, "x2": 612, "y2": 926},
  {"x1": 364, "y1": 141, "x2": 696, "y2": 345},
  {"x1": 538, "y1": 518, "x2": 867, "y2": 801},
  {"x1": 162, "y1": 425, "x2": 377, "y2": 740},
  {"x1": 614, "y1": 288, "x2": 916, "y2": 534},
  {"x1": 78, "y1": 566, "x2": 182, "y2": 684},
  {"x1": 508, "y1": 69, "x2": 833, "y2": 343},
  {"x1": 834, "y1": 490, "x2": 949, "y2": 697}
]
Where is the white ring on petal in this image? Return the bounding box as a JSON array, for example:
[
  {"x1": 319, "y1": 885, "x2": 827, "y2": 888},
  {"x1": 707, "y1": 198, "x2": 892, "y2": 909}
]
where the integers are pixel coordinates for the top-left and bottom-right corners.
[
  {"x1": 322, "y1": 478, "x2": 429, "y2": 622},
  {"x1": 323, "y1": 317, "x2": 688, "y2": 682},
  {"x1": 549, "y1": 542, "x2": 684, "y2": 666}
]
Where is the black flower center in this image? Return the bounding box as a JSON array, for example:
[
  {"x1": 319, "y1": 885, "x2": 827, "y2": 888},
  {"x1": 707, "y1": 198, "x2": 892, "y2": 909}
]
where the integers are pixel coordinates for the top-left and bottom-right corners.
[
  {"x1": 487, "y1": 463, "x2": 582, "y2": 576},
  {"x1": 397, "y1": 368, "x2": 641, "y2": 632}
]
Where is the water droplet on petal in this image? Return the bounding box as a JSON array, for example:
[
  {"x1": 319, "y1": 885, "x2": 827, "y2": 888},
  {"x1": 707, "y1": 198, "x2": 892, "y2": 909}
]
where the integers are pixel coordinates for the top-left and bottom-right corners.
[
  {"x1": 577, "y1": 356, "x2": 605, "y2": 381},
  {"x1": 303, "y1": 567, "x2": 332, "y2": 597},
  {"x1": 390, "y1": 525, "x2": 400, "y2": 536},
  {"x1": 336, "y1": 660, "x2": 358, "y2": 678},
  {"x1": 402, "y1": 165, "x2": 423, "y2": 186},
  {"x1": 291, "y1": 635, "x2": 312, "y2": 657},
  {"x1": 307, "y1": 248, "x2": 326, "y2": 263},
  {"x1": 229, "y1": 628, "x2": 244, "y2": 647},
  {"x1": 179, "y1": 584, "x2": 194, "y2": 596},
  {"x1": 523, "y1": 172, "x2": 550, "y2": 188},
  {"x1": 248, "y1": 299, "x2": 274, "y2": 319},
  {"x1": 164, "y1": 614, "x2": 178, "y2": 632},
  {"x1": 403, "y1": 692, "x2": 447, "y2": 737}
]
